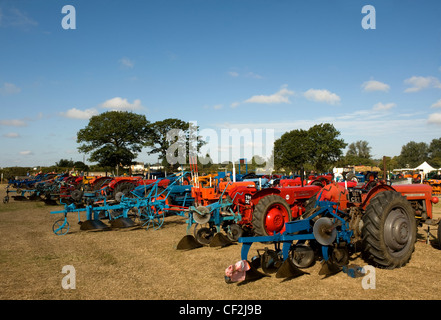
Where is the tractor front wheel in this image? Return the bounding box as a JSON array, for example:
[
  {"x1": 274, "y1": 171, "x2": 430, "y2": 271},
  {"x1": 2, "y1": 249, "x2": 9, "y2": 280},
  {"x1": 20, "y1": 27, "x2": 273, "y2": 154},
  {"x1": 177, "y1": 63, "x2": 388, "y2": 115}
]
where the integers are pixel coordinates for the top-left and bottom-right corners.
[{"x1": 362, "y1": 190, "x2": 416, "y2": 269}]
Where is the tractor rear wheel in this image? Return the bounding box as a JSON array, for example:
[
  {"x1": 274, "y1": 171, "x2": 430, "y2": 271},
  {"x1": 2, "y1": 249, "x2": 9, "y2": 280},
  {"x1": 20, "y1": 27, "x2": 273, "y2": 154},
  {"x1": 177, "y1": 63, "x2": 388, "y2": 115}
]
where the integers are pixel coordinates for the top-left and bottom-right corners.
[
  {"x1": 114, "y1": 182, "x2": 137, "y2": 201},
  {"x1": 362, "y1": 190, "x2": 416, "y2": 269},
  {"x1": 252, "y1": 194, "x2": 292, "y2": 236}
]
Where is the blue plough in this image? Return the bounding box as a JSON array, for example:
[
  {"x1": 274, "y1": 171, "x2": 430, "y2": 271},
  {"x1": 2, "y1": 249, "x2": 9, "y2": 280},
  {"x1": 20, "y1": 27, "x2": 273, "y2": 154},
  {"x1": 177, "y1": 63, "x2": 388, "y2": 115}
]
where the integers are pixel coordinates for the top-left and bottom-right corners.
[
  {"x1": 50, "y1": 173, "x2": 194, "y2": 235},
  {"x1": 225, "y1": 198, "x2": 355, "y2": 283}
]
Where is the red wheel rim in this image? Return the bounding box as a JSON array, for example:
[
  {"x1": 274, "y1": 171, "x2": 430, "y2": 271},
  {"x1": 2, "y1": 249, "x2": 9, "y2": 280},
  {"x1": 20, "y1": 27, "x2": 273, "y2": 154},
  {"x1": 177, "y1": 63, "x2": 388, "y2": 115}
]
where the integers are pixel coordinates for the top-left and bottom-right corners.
[{"x1": 264, "y1": 204, "x2": 289, "y2": 235}]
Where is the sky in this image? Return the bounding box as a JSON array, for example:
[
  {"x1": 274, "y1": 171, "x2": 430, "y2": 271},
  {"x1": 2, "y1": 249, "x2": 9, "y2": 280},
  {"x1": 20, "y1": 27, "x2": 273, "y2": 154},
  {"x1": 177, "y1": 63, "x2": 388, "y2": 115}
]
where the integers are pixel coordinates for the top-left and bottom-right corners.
[{"x1": 0, "y1": 0, "x2": 441, "y2": 168}]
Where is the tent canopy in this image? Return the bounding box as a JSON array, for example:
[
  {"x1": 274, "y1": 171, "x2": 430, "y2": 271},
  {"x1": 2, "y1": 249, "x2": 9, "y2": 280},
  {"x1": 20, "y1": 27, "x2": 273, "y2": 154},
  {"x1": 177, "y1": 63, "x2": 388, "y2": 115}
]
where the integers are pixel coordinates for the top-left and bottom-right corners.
[
  {"x1": 392, "y1": 161, "x2": 439, "y2": 174},
  {"x1": 414, "y1": 161, "x2": 436, "y2": 174}
]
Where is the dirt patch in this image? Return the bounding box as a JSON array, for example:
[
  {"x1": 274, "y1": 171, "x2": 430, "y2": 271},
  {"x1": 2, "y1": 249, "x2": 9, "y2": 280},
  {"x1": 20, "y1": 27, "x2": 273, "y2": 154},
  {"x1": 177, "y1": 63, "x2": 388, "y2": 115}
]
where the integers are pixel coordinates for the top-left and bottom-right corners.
[{"x1": 0, "y1": 185, "x2": 440, "y2": 300}]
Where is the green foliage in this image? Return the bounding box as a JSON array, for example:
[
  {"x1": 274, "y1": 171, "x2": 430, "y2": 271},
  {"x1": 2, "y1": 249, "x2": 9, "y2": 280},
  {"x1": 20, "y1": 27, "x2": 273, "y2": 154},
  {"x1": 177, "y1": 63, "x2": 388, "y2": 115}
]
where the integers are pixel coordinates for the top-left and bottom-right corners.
[
  {"x1": 339, "y1": 140, "x2": 375, "y2": 166},
  {"x1": 428, "y1": 138, "x2": 441, "y2": 167},
  {"x1": 56, "y1": 159, "x2": 74, "y2": 167},
  {"x1": 397, "y1": 141, "x2": 429, "y2": 168},
  {"x1": 77, "y1": 111, "x2": 151, "y2": 168},
  {"x1": 346, "y1": 140, "x2": 371, "y2": 159},
  {"x1": 274, "y1": 123, "x2": 347, "y2": 172},
  {"x1": 308, "y1": 123, "x2": 347, "y2": 172},
  {"x1": 147, "y1": 118, "x2": 206, "y2": 169},
  {"x1": 274, "y1": 128, "x2": 309, "y2": 171},
  {"x1": 0, "y1": 167, "x2": 33, "y2": 181},
  {"x1": 147, "y1": 118, "x2": 188, "y2": 159}
]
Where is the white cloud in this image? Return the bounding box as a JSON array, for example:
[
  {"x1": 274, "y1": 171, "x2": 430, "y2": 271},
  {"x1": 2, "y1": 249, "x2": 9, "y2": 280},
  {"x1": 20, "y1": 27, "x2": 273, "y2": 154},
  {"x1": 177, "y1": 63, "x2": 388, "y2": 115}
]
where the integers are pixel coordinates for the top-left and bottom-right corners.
[
  {"x1": 60, "y1": 108, "x2": 99, "y2": 120},
  {"x1": 404, "y1": 76, "x2": 441, "y2": 93},
  {"x1": 2, "y1": 132, "x2": 20, "y2": 138},
  {"x1": 99, "y1": 97, "x2": 144, "y2": 111},
  {"x1": 214, "y1": 108, "x2": 436, "y2": 158},
  {"x1": 119, "y1": 57, "x2": 134, "y2": 69},
  {"x1": 373, "y1": 102, "x2": 396, "y2": 111},
  {"x1": 203, "y1": 104, "x2": 224, "y2": 110},
  {"x1": 428, "y1": 112, "x2": 441, "y2": 124},
  {"x1": 227, "y1": 70, "x2": 263, "y2": 79},
  {"x1": 304, "y1": 88, "x2": 341, "y2": 105},
  {"x1": 245, "y1": 72, "x2": 263, "y2": 79},
  {"x1": 0, "y1": 82, "x2": 21, "y2": 95},
  {"x1": 430, "y1": 99, "x2": 441, "y2": 108},
  {"x1": 60, "y1": 98, "x2": 145, "y2": 120},
  {"x1": 19, "y1": 150, "x2": 33, "y2": 156},
  {"x1": 0, "y1": 119, "x2": 27, "y2": 126},
  {"x1": 244, "y1": 85, "x2": 294, "y2": 104},
  {"x1": 230, "y1": 101, "x2": 240, "y2": 108},
  {"x1": 0, "y1": 8, "x2": 38, "y2": 28},
  {"x1": 215, "y1": 110, "x2": 432, "y2": 147},
  {"x1": 362, "y1": 80, "x2": 390, "y2": 92}
]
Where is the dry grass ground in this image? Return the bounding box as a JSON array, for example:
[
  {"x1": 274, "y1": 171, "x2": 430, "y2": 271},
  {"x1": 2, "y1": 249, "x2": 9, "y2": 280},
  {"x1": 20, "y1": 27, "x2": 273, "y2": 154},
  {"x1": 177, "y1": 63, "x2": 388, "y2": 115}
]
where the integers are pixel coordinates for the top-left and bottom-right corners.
[{"x1": 0, "y1": 185, "x2": 440, "y2": 301}]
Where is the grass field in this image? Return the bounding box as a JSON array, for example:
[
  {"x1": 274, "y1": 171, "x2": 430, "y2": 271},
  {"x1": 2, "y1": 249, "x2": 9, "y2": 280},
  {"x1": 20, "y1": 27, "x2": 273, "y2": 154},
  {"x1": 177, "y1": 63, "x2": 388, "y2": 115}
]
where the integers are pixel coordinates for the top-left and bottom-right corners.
[{"x1": 0, "y1": 185, "x2": 440, "y2": 300}]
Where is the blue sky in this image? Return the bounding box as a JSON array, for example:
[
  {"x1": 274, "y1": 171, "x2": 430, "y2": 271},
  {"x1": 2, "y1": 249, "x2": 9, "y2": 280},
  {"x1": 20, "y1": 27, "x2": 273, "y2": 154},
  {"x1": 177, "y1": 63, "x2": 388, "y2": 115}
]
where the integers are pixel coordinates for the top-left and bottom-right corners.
[{"x1": 1, "y1": 0, "x2": 441, "y2": 168}]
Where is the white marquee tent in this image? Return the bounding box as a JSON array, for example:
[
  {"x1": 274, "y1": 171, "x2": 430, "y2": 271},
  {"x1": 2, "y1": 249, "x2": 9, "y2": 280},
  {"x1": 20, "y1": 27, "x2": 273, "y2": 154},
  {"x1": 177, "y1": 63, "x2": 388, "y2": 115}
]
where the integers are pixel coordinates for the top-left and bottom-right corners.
[{"x1": 414, "y1": 161, "x2": 437, "y2": 175}]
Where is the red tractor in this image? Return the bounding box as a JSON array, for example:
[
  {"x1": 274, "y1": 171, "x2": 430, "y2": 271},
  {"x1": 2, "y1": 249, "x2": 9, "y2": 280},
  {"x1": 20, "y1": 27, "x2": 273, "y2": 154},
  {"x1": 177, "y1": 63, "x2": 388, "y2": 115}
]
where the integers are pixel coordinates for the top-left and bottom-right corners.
[
  {"x1": 224, "y1": 179, "x2": 358, "y2": 238},
  {"x1": 179, "y1": 181, "x2": 323, "y2": 248},
  {"x1": 276, "y1": 173, "x2": 334, "y2": 188},
  {"x1": 223, "y1": 181, "x2": 440, "y2": 283},
  {"x1": 185, "y1": 179, "x2": 361, "y2": 244},
  {"x1": 227, "y1": 184, "x2": 321, "y2": 238},
  {"x1": 303, "y1": 181, "x2": 439, "y2": 268}
]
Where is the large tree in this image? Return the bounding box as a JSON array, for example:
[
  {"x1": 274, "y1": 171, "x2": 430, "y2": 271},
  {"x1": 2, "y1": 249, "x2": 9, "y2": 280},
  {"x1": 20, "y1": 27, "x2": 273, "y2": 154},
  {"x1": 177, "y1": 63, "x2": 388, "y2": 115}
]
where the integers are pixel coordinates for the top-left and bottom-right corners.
[
  {"x1": 308, "y1": 123, "x2": 347, "y2": 172},
  {"x1": 428, "y1": 137, "x2": 441, "y2": 167},
  {"x1": 274, "y1": 123, "x2": 347, "y2": 172},
  {"x1": 147, "y1": 118, "x2": 205, "y2": 169},
  {"x1": 77, "y1": 111, "x2": 151, "y2": 170},
  {"x1": 346, "y1": 140, "x2": 372, "y2": 159},
  {"x1": 344, "y1": 140, "x2": 374, "y2": 165},
  {"x1": 397, "y1": 141, "x2": 429, "y2": 168},
  {"x1": 274, "y1": 128, "x2": 310, "y2": 172}
]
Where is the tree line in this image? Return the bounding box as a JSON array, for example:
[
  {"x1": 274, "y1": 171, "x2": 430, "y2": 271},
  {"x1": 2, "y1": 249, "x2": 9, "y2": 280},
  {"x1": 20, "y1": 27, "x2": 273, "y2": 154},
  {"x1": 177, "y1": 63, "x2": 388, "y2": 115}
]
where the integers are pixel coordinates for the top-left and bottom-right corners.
[
  {"x1": 73, "y1": 111, "x2": 441, "y2": 174},
  {"x1": 76, "y1": 111, "x2": 205, "y2": 172},
  {"x1": 273, "y1": 124, "x2": 441, "y2": 173}
]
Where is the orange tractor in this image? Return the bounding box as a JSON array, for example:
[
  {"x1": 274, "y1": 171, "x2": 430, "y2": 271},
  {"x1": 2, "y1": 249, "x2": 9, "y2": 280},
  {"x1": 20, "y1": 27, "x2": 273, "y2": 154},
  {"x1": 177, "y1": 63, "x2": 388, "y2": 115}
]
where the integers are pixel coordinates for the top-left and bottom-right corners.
[{"x1": 423, "y1": 171, "x2": 441, "y2": 195}]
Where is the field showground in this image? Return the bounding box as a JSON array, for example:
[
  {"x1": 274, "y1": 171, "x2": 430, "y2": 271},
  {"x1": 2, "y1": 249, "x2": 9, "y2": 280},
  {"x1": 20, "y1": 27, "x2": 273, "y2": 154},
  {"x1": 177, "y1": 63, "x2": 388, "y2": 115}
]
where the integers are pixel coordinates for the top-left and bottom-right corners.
[{"x1": 1, "y1": 185, "x2": 440, "y2": 301}]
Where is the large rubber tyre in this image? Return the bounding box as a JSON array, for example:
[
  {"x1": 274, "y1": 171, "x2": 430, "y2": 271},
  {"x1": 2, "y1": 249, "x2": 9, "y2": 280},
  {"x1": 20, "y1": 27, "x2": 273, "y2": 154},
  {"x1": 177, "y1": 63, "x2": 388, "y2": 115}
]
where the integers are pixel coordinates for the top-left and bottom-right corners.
[
  {"x1": 92, "y1": 178, "x2": 113, "y2": 191},
  {"x1": 252, "y1": 194, "x2": 292, "y2": 236},
  {"x1": 362, "y1": 190, "x2": 416, "y2": 269}
]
